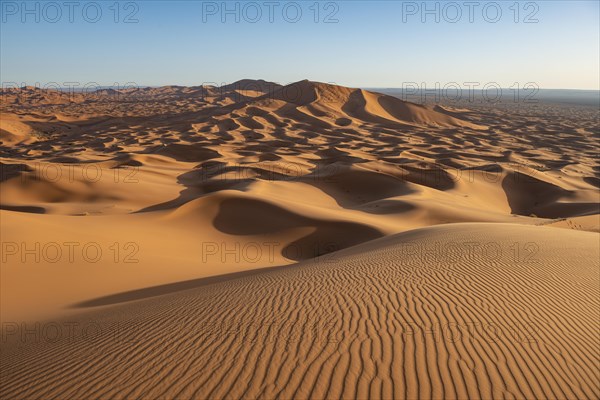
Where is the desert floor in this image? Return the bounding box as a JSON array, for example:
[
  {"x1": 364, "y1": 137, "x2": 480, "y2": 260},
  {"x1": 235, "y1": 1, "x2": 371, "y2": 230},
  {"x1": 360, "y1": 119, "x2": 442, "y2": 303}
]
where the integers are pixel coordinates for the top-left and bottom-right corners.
[{"x1": 1, "y1": 80, "x2": 599, "y2": 399}]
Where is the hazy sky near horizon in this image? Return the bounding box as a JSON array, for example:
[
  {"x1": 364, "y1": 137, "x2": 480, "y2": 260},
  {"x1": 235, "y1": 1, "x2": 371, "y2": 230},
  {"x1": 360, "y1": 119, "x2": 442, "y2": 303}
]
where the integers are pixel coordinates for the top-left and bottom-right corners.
[{"x1": 1, "y1": 1, "x2": 599, "y2": 89}]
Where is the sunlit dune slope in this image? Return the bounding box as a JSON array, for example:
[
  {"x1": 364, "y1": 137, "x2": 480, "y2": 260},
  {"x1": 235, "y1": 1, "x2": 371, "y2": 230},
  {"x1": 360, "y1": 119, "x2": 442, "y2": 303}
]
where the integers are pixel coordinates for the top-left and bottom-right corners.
[{"x1": 1, "y1": 223, "x2": 598, "y2": 400}]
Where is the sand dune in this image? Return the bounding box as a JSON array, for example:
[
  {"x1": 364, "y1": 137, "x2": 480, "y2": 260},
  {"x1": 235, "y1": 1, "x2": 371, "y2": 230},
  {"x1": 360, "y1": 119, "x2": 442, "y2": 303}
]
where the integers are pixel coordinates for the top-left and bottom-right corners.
[
  {"x1": 0, "y1": 115, "x2": 35, "y2": 145},
  {"x1": 244, "y1": 80, "x2": 486, "y2": 130},
  {"x1": 1, "y1": 223, "x2": 598, "y2": 399},
  {"x1": 1, "y1": 80, "x2": 599, "y2": 399}
]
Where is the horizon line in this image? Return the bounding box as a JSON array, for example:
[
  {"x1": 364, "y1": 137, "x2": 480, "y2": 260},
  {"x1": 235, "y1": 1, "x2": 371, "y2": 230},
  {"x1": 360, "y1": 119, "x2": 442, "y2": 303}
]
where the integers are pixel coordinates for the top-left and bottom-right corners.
[{"x1": 4, "y1": 81, "x2": 600, "y2": 92}]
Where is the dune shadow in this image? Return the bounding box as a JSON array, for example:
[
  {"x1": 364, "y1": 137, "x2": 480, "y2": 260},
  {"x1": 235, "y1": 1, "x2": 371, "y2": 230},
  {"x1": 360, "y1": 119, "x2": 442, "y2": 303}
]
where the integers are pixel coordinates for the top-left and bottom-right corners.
[
  {"x1": 213, "y1": 197, "x2": 384, "y2": 260},
  {"x1": 0, "y1": 204, "x2": 46, "y2": 214},
  {"x1": 135, "y1": 167, "x2": 255, "y2": 213},
  {"x1": 71, "y1": 263, "x2": 294, "y2": 308},
  {"x1": 0, "y1": 162, "x2": 31, "y2": 182},
  {"x1": 282, "y1": 224, "x2": 382, "y2": 261},
  {"x1": 501, "y1": 171, "x2": 577, "y2": 217},
  {"x1": 584, "y1": 176, "x2": 600, "y2": 189}
]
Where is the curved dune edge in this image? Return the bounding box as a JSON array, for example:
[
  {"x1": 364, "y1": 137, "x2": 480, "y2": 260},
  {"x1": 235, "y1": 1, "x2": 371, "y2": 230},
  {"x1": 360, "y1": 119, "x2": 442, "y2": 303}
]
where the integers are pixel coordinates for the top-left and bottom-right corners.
[
  {"x1": 2, "y1": 81, "x2": 599, "y2": 399},
  {"x1": 1, "y1": 223, "x2": 598, "y2": 400}
]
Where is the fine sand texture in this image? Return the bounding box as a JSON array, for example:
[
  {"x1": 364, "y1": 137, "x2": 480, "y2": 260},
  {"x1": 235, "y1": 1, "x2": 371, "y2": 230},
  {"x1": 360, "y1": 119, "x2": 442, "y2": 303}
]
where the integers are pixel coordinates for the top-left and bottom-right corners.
[
  {"x1": 1, "y1": 224, "x2": 598, "y2": 399},
  {"x1": 1, "y1": 80, "x2": 599, "y2": 399}
]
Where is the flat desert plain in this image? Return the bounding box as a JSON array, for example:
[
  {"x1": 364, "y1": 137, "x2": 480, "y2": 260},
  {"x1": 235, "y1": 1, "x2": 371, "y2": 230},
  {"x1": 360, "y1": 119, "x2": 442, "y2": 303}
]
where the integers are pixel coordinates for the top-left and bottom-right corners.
[{"x1": 1, "y1": 80, "x2": 599, "y2": 399}]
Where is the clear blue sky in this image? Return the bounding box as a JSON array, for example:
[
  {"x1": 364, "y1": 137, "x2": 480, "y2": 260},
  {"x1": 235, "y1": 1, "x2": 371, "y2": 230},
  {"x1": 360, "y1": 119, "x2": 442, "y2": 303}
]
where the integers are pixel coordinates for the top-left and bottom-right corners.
[{"x1": 1, "y1": 1, "x2": 599, "y2": 89}]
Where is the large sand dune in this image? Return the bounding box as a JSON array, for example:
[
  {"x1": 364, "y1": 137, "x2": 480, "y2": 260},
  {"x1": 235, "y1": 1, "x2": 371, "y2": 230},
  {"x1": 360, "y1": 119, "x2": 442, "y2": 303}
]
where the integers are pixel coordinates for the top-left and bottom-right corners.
[
  {"x1": 1, "y1": 80, "x2": 599, "y2": 399},
  {"x1": 1, "y1": 223, "x2": 598, "y2": 399}
]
